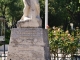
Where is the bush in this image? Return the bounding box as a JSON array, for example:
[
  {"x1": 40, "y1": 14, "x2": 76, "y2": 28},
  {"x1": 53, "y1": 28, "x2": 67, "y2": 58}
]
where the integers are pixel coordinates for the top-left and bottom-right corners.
[{"x1": 48, "y1": 26, "x2": 80, "y2": 59}]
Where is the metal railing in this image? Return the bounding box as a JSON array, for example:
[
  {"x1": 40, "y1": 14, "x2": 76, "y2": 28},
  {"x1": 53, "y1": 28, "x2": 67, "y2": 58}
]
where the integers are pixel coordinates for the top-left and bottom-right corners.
[{"x1": 51, "y1": 49, "x2": 80, "y2": 60}]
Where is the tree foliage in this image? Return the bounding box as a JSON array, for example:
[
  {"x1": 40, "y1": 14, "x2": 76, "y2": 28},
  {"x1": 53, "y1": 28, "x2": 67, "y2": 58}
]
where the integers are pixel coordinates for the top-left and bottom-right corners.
[
  {"x1": 0, "y1": 0, "x2": 23, "y2": 43},
  {"x1": 48, "y1": 0, "x2": 80, "y2": 29},
  {"x1": 0, "y1": 0, "x2": 23, "y2": 27}
]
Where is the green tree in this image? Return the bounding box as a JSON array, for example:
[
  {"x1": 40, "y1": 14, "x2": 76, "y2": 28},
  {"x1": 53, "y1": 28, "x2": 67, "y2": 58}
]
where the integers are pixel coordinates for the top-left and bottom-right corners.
[
  {"x1": 0, "y1": 0, "x2": 23, "y2": 44},
  {"x1": 0, "y1": 0, "x2": 23, "y2": 27},
  {"x1": 48, "y1": 0, "x2": 80, "y2": 29}
]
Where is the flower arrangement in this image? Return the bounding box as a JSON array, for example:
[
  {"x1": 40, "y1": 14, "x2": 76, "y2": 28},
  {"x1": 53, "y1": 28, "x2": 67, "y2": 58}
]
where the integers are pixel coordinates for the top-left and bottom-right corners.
[{"x1": 48, "y1": 26, "x2": 80, "y2": 60}]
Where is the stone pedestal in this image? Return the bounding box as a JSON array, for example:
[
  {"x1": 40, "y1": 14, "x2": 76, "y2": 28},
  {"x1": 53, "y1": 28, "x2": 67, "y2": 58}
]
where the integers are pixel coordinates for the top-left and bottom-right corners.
[
  {"x1": 17, "y1": 18, "x2": 42, "y2": 28},
  {"x1": 7, "y1": 28, "x2": 51, "y2": 60}
]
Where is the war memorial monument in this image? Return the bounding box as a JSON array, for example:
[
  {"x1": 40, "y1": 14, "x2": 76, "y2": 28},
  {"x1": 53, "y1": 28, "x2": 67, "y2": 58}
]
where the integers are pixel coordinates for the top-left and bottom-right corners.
[{"x1": 7, "y1": 0, "x2": 51, "y2": 60}]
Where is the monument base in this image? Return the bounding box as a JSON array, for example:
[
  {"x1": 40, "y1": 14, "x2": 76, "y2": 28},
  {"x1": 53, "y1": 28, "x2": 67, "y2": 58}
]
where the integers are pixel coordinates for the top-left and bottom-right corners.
[
  {"x1": 17, "y1": 19, "x2": 42, "y2": 28},
  {"x1": 7, "y1": 28, "x2": 51, "y2": 60}
]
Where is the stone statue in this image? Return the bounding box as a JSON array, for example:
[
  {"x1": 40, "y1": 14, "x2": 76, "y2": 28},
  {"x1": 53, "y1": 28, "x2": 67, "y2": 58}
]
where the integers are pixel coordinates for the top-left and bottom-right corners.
[
  {"x1": 17, "y1": 0, "x2": 42, "y2": 27},
  {"x1": 19, "y1": 0, "x2": 41, "y2": 21}
]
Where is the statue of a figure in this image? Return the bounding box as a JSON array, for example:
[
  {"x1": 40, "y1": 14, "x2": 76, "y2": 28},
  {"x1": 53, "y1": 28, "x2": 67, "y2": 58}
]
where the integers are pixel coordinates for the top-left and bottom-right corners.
[
  {"x1": 19, "y1": 0, "x2": 40, "y2": 21},
  {"x1": 17, "y1": 0, "x2": 42, "y2": 27}
]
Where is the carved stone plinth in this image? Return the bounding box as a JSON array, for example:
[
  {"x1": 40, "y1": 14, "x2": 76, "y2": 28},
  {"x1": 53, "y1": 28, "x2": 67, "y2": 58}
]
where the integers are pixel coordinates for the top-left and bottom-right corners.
[
  {"x1": 7, "y1": 28, "x2": 51, "y2": 60},
  {"x1": 17, "y1": 19, "x2": 42, "y2": 28}
]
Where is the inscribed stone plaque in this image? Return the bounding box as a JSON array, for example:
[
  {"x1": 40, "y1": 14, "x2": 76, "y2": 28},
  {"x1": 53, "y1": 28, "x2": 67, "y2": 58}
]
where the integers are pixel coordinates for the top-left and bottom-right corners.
[{"x1": 7, "y1": 28, "x2": 51, "y2": 60}]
